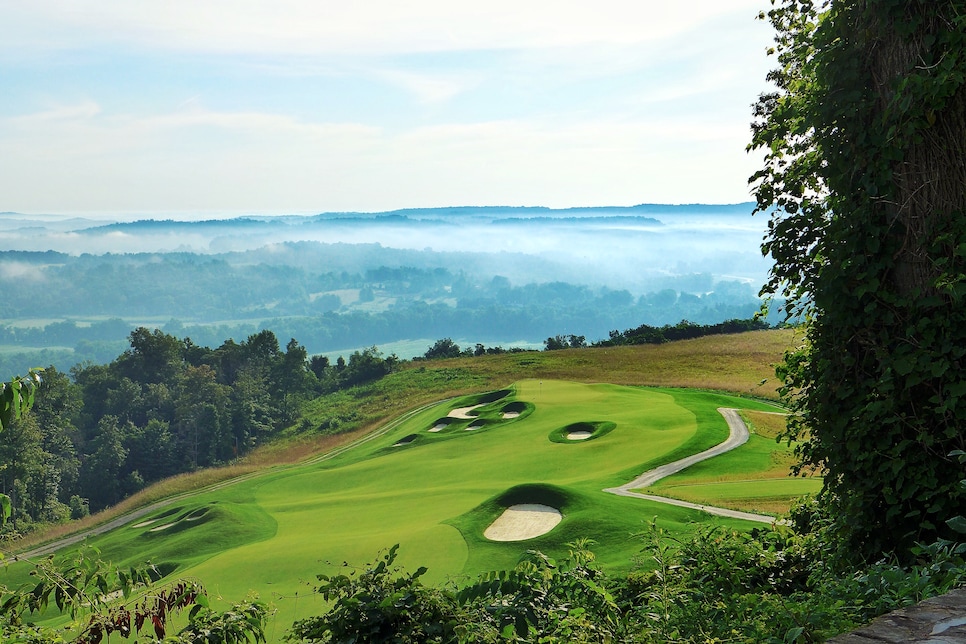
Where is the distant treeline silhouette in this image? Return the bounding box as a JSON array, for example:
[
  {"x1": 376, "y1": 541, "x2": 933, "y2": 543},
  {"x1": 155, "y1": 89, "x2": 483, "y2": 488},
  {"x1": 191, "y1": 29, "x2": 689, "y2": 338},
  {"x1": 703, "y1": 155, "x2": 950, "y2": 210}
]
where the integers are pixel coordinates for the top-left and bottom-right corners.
[{"x1": 593, "y1": 318, "x2": 770, "y2": 347}]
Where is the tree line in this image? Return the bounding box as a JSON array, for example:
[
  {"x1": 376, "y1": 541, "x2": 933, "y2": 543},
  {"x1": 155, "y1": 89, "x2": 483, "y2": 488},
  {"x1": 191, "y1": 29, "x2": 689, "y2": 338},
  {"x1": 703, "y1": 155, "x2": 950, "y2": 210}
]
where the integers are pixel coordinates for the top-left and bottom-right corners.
[
  {"x1": 592, "y1": 317, "x2": 771, "y2": 347},
  {"x1": 0, "y1": 286, "x2": 766, "y2": 379},
  {"x1": 0, "y1": 328, "x2": 397, "y2": 530}
]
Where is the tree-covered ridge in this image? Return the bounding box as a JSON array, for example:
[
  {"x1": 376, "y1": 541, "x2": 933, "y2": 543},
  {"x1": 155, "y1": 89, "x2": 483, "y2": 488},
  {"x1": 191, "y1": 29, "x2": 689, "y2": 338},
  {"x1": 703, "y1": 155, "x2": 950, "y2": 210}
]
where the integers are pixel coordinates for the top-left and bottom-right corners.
[
  {"x1": 0, "y1": 248, "x2": 765, "y2": 378},
  {"x1": 0, "y1": 328, "x2": 397, "y2": 525},
  {"x1": 593, "y1": 318, "x2": 770, "y2": 347}
]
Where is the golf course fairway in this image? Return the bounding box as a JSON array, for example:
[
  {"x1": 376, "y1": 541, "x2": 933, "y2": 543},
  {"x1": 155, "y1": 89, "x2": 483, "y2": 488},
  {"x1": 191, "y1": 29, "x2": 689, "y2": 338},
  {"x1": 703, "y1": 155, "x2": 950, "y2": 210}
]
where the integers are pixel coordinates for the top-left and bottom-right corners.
[{"x1": 3, "y1": 379, "x2": 815, "y2": 638}]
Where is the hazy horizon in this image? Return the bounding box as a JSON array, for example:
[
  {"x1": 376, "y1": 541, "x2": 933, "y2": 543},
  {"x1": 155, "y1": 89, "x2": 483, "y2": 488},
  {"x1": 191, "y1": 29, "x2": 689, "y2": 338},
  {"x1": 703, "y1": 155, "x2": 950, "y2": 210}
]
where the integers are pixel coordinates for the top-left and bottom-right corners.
[
  {"x1": 2, "y1": 3, "x2": 773, "y2": 213},
  {"x1": 0, "y1": 204, "x2": 770, "y2": 295}
]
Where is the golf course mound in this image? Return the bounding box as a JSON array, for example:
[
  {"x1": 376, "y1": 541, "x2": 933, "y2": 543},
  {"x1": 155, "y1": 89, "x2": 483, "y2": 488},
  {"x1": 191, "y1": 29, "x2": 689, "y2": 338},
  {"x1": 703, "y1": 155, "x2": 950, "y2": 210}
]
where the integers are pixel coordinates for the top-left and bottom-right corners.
[
  {"x1": 131, "y1": 505, "x2": 183, "y2": 529},
  {"x1": 549, "y1": 421, "x2": 617, "y2": 443},
  {"x1": 428, "y1": 417, "x2": 456, "y2": 432},
  {"x1": 477, "y1": 389, "x2": 512, "y2": 404},
  {"x1": 500, "y1": 401, "x2": 531, "y2": 420},
  {"x1": 141, "y1": 503, "x2": 220, "y2": 535},
  {"x1": 475, "y1": 483, "x2": 573, "y2": 542},
  {"x1": 91, "y1": 501, "x2": 278, "y2": 579},
  {"x1": 185, "y1": 507, "x2": 211, "y2": 521},
  {"x1": 393, "y1": 434, "x2": 418, "y2": 446},
  {"x1": 484, "y1": 504, "x2": 563, "y2": 541},
  {"x1": 449, "y1": 404, "x2": 484, "y2": 419}
]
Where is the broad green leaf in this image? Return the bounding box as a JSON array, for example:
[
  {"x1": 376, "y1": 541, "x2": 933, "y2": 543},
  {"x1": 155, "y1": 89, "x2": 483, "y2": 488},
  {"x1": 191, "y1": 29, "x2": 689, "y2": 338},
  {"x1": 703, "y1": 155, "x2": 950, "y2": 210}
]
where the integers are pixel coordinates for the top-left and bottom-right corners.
[{"x1": 946, "y1": 515, "x2": 966, "y2": 534}]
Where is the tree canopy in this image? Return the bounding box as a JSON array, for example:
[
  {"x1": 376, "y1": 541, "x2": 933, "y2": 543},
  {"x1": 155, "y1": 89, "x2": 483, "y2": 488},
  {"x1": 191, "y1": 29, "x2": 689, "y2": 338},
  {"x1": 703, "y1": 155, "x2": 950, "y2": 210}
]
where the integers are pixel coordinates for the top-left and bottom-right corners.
[{"x1": 751, "y1": 0, "x2": 966, "y2": 561}]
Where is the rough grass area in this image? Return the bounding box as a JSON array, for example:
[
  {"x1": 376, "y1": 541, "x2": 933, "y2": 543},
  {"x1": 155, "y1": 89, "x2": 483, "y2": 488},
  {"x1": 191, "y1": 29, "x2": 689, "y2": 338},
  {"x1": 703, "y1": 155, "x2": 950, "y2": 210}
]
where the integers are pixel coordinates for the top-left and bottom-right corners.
[{"x1": 644, "y1": 410, "x2": 822, "y2": 515}]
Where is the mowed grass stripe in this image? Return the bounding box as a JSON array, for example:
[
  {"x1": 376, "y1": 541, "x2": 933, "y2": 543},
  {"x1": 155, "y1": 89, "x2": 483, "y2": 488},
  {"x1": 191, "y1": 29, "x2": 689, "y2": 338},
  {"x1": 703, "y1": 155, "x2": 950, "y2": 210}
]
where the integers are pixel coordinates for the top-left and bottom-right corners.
[{"x1": 2, "y1": 332, "x2": 807, "y2": 642}]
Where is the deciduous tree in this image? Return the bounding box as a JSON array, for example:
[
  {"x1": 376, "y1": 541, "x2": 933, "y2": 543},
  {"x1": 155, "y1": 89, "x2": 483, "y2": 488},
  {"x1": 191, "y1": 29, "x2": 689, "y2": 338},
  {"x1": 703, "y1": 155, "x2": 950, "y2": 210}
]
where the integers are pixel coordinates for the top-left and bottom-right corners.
[{"x1": 751, "y1": 0, "x2": 966, "y2": 561}]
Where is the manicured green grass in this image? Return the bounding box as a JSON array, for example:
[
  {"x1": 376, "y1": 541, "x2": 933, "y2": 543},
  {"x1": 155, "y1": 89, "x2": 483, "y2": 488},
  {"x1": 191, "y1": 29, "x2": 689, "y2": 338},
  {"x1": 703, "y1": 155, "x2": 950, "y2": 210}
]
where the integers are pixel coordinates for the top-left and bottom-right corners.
[
  {"x1": 644, "y1": 410, "x2": 823, "y2": 514},
  {"x1": 3, "y1": 332, "x2": 808, "y2": 641},
  {"x1": 2, "y1": 378, "x2": 798, "y2": 640}
]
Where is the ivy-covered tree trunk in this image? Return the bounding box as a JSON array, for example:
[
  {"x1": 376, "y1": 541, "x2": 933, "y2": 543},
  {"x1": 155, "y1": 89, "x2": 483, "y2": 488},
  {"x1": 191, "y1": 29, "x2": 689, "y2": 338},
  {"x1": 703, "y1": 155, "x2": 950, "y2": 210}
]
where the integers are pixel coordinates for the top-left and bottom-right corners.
[{"x1": 752, "y1": 0, "x2": 966, "y2": 561}]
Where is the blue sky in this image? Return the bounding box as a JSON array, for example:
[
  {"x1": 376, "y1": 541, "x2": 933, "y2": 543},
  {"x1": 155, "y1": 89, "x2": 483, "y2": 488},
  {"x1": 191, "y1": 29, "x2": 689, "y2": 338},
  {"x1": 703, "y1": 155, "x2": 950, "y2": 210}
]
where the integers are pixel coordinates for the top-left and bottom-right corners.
[{"x1": 0, "y1": 1, "x2": 774, "y2": 215}]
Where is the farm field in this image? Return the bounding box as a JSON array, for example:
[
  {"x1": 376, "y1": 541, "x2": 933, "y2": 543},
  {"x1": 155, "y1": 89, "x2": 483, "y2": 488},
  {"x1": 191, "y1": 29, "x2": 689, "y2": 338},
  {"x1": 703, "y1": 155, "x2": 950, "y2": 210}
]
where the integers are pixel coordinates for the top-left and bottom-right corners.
[{"x1": 2, "y1": 374, "x2": 817, "y2": 639}]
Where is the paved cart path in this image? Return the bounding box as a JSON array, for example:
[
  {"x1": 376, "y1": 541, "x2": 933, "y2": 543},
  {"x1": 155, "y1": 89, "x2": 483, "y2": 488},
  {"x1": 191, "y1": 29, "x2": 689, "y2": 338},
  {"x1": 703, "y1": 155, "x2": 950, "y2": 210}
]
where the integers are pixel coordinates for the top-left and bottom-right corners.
[
  {"x1": 12, "y1": 403, "x2": 776, "y2": 563},
  {"x1": 604, "y1": 408, "x2": 777, "y2": 524}
]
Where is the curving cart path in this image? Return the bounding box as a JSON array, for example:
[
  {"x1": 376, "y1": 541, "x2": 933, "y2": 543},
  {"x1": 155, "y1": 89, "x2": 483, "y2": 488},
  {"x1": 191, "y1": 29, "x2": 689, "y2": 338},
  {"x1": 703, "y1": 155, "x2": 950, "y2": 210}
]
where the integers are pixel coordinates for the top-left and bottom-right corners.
[
  {"x1": 13, "y1": 402, "x2": 775, "y2": 563},
  {"x1": 604, "y1": 408, "x2": 776, "y2": 524}
]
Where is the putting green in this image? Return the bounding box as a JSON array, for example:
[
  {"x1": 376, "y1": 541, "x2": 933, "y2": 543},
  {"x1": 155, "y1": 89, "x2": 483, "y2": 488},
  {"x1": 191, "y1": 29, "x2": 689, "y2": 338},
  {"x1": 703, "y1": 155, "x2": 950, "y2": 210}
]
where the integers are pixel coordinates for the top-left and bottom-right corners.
[{"x1": 2, "y1": 380, "x2": 795, "y2": 640}]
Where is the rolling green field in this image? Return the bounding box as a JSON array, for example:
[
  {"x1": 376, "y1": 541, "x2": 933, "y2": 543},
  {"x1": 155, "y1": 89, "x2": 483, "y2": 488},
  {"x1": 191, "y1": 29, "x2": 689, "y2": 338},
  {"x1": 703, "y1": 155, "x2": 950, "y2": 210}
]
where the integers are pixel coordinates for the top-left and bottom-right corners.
[{"x1": 2, "y1": 376, "x2": 815, "y2": 638}]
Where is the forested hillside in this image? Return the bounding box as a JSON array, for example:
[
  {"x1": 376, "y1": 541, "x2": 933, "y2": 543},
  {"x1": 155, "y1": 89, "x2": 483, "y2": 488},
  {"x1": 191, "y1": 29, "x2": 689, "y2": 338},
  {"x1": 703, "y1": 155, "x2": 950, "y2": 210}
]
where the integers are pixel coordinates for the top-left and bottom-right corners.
[
  {"x1": 0, "y1": 328, "x2": 398, "y2": 528},
  {"x1": 0, "y1": 247, "x2": 766, "y2": 377}
]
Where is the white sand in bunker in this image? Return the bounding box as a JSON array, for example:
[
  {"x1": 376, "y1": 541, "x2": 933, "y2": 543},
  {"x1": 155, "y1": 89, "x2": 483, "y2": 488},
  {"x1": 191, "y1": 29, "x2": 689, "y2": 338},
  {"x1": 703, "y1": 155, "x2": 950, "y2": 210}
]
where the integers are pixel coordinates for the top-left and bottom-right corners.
[
  {"x1": 428, "y1": 423, "x2": 447, "y2": 432},
  {"x1": 502, "y1": 411, "x2": 520, "y2": 419},
  {"x1": 132, "y1": 519, "x2": 157, "y2": 528},
  {"x1": 484, "y1": 504, "x2": 562, "y2": 541},
  {"x1": 149, "y1": 522, "x2": 176, "y2": 532},
  {"x1": 448, "y1": 403, "x2": 484, "y2": 419},
  {"x1": 567, "y1": 430, "x2": 593, "y2": 440}
]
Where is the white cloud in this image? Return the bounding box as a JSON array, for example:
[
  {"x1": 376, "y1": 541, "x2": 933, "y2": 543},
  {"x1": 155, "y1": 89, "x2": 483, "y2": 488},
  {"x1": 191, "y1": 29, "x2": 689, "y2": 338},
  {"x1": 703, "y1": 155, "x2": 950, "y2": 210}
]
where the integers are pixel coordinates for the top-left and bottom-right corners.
[
  {"x1": 5, "y1": 1, "x2": 767, "y2": 56},
  {"x1": 373, "y1": 69, "x2": 479, "y2": 104},
  {"x1": 0, "y1": 2, "x2": 775, "y2": 212},
  {"x1": 0, "y1": 100, "x2": 759, "y2": 213}
]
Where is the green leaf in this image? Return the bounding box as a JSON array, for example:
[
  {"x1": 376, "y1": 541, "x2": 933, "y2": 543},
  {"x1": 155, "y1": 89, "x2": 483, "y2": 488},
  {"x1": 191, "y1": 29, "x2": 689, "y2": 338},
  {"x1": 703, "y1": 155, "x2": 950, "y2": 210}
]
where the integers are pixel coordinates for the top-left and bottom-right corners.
[{"x1": 946, "y1": 515, "x2": 966, "y2": 534}]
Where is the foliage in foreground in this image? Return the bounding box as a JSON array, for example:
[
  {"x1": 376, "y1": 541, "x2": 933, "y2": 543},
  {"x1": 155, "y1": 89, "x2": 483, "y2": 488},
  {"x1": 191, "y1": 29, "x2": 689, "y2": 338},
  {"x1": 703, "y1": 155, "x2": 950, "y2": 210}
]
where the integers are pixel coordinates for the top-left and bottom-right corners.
[
  {"x1": 289, "y1": 540, "x2": 623, "y2": 644},
  {"x1": 3, "y1": 513, "x2": 964, "y2": 643},
  {"x1": 285, "y1": 509, "x2": 966, "y2": 643},
  {"x1": 0, "y1": 548, "x2": 267, "y2": 643},
  {"x1": 751, "y1": 0, "x2": 966, "y2": 561}
]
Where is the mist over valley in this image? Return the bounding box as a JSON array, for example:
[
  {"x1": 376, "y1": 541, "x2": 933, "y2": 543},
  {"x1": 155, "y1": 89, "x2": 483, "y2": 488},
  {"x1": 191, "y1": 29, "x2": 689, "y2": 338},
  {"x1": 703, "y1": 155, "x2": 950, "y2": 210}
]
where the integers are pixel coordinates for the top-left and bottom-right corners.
[{"x1": 0, "y1": 203, "x2": 772, "y2": 375}]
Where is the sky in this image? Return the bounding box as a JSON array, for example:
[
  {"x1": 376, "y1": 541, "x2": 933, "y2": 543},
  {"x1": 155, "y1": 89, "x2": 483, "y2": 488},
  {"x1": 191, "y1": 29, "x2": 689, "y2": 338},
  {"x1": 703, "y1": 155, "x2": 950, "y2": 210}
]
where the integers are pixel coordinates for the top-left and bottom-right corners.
[{"x1": 0, "y1": 1, "x2": 775, "y2": 216}]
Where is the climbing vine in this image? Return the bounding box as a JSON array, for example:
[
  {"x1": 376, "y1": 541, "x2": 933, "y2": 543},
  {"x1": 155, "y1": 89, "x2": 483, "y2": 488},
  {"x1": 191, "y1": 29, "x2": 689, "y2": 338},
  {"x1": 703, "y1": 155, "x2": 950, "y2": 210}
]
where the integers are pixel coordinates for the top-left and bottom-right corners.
[{"x1": 750, "y1": 0, "x2": 966, "y2": 562}]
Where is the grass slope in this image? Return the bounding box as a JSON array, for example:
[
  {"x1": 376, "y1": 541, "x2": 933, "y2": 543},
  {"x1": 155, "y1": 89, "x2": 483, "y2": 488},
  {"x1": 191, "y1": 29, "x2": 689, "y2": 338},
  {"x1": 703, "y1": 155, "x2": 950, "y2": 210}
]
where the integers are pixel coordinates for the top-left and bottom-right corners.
[
  {"x1": 644, "y1": 410, "x2": 822, "y2": 514},
  {"x1": 2, "y1": 330, "x2": 806, "y2": 640}
]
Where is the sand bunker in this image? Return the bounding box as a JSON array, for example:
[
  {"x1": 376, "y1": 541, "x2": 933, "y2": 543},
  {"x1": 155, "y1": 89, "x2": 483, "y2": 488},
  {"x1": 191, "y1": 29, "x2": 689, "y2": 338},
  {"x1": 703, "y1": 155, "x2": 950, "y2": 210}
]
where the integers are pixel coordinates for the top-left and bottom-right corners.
[
  {"x1": 567, "y1": 430, "x2": 593, "y2": 440},
  {"x1": 149, "y1": 522, "x2": 176, "y2": 532},
  {"x1": 132, "y1": 519, "x2": 157, "y2": 528},
  {"x1": 502, "y1": 411, "x2": 520, "y2": 419},
  {"x1": 428, "y1": 423, "x2": 447, "y2": 432},
  {"x1": 448, "y1": 404, "x2": 484, "y2": 419},
  {"x1": 483, "y1": 504, "x2": 562, "y2": 541}
]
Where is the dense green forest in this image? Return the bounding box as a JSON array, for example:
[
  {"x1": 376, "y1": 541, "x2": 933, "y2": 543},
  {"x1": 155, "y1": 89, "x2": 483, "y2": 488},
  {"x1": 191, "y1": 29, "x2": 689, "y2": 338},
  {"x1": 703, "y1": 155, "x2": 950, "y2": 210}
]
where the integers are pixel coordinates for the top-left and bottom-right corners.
[
  {"x1": 0, "y1": 328, "x2": 399, "y2": 527},
  {"x1": 0, "y1": 248, "x2": 766, "y2": 377}
]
